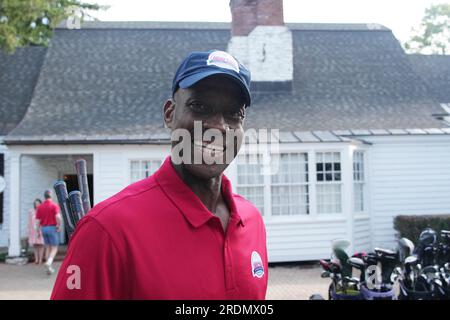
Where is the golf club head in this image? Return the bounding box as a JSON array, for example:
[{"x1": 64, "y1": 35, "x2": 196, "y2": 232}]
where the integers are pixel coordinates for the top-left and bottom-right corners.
[
  {"x1": 405, "y1": 255, "x2": 418, "y2": 265},
  {"x1": 391, "y1": 267, "x2": 403, "y2": 283},
  {"x1": 347, "y1": 257, "x2": 365, "y2": 270},
  {"x1": 393, "y1": 266, "x2": 403, "y2": 276},
  {"x1": 344, "y1": 276, "x2": 360, "y2": 284},
  {"x1": 404, "y1": 255, "x2": 419, "y2": 274},
  {"x1": 421, "y1": 265, "x2": 439, "y2": 274},
  {"x1": 374, "y1": 247, "x2": 397, "y2": 258},
  {"x1": 398, "y1": 237, "x2": 415, "y2": 263}
]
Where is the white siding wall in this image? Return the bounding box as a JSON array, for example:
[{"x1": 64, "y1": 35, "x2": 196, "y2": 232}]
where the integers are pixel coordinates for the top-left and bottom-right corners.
[
  {"x1": 364, "y1": 135, "x2": 450, "y2": 249},
  {"x1": 0, "y1": 140, "x2": 9, "y2": 247},
  {"x1": 95, "y1": 151, "x2": 128, "y2": 203},
  {"x1": 265, "y1": 219, "x2": 348, "y2": 262},
  {"x1": 94, "y1": 145, "x2": 170, "y2": 203},
  {"x1": 353, "y1": 216, "x2": 371, "y2": 253}
]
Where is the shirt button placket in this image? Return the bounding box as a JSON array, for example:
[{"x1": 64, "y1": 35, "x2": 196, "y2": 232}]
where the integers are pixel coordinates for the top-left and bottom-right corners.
[{"x1": 224, "y1": 239, "x2": 235, "y2": 292}]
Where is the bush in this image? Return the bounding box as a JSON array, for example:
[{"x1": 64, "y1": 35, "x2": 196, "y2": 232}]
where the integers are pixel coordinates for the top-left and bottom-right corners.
[{"x1": 394, "y1": 214, "x2": 450, "y2": 243}]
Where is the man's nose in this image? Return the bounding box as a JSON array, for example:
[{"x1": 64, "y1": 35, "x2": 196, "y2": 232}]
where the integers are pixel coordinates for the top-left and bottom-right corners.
[{"x1": 203, "y1": 112, "x2": 228, "y2": 133}]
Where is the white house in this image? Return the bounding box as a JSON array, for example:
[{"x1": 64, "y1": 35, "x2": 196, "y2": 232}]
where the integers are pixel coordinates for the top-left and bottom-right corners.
[{"x1": 1, "y1": 0, "x2": 450, "y2": 262}]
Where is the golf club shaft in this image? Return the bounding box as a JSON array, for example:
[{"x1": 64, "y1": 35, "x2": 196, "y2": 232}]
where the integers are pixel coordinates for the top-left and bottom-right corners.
[{"x1": 75, "y1": 159, "x2": 91, "y2": 215}]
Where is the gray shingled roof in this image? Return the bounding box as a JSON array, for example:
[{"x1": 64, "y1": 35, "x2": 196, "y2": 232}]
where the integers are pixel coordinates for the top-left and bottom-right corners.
[
  {"x1": 0, "y1": 46, "x2": 47, "y2": 136},
  {"x1": 4, "y1": 22, "x2": 446, "y2": 144},
  {"x1": 408, "y1": 54, "x2": 450, "y2": 103},
  {"x1": 69, "y1": 21, "x2": 390, "y2": 31}
]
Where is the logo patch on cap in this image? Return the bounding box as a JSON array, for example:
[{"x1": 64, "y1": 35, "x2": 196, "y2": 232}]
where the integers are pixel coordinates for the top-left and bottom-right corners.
[
  {"x1": 207, "y1": 51, "x2": 240, "y2": 73},
  {"x1": 251, "y1": 251, "x2": 264, "y2": 278}
]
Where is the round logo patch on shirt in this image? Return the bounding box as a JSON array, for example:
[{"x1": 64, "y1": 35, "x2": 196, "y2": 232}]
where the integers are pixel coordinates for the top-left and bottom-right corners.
[{"x1": 251, "y1": 251, "x2": 264, "y2": 278}]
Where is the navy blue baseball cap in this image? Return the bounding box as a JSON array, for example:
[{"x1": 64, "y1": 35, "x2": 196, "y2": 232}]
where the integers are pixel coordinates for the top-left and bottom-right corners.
[{"x1": 172, "y1": 50, "x2": 252, "y2": 107}]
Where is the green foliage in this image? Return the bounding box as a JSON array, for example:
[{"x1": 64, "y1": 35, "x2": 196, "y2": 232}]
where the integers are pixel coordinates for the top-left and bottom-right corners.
[
  {"x1": 394, "y1": 214, "x2": 450, "y2": 243},
  {"x1": 404, "y1": 3, "x2": 450, "y2": 55},
  {"x1": 0, "y1": 0, "x2": 101, "y2": 53}
]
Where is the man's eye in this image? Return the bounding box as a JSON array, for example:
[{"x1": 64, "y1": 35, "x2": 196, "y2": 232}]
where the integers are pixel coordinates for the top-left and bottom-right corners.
[{"x1": 189, "y1": 103, "x2": 210, "y2": 113}]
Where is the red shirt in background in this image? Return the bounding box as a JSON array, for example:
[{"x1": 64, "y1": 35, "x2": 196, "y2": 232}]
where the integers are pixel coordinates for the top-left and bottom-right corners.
[
  {"x1": 36, "y1": 199, "x2": 60, "y2": 226},
  {"x1": 51, "y1": 156, "x2": 268, "y2": 300}
]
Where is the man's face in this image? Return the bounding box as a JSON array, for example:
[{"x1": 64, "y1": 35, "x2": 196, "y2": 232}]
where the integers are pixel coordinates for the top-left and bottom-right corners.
[{"x1": 164, "y1": 74, "x2": 246, "y2": 179}]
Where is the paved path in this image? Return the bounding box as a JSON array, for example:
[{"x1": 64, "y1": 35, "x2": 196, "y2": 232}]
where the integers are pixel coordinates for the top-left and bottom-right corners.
[{"x1": 0, "y1": 261, "x2": 329, "y2": 300}]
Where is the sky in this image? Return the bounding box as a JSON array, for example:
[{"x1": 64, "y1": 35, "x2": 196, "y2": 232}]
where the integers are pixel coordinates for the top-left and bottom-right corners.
[{"x1": 87, "y1": 0, "x2": 449, "y2": 43}]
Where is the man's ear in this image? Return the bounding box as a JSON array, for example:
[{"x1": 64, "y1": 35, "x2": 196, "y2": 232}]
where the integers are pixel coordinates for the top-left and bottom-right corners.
[{"x1": 163, "y1": 98, "x2": 175, "y2": 129}]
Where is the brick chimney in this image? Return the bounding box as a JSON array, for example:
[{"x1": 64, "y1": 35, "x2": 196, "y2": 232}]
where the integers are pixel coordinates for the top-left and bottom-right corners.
[
  {"x1": 228, "y1": 0, "x2": 293, "y2": 92},
  {"x1": 230, "y1": 0, "x2": 284, "y2": 36}
]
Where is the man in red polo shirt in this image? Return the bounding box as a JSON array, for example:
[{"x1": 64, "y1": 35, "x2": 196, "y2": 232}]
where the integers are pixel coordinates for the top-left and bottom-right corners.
[
  {"x1": 51, "y1": 50, "x2": 268, "y2": 299},
  {"x1": 36, "y1": 189, "x2": 62, "y2": 275}
]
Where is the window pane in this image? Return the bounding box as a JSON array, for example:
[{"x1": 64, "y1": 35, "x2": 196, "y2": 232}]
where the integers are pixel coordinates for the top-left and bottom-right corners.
[
  {"x1": 353, "y1": 151, "x2": 365, "y2": 212},
  {"x1": 353, "y1": 151, "x2": 365, "y2": 183},
  {"x1": 316, "y1": 152, "x2": 341, "y2": 182},
  {"x1": 317, "y1": 153, "x2": 323, "y2": 162},
  {"x1": 131, "y1": 161, "x2": 139, "y2": 171},
  {"x1": 130, "y1": 171, "x2": 140, "y2": 183},
  {"x1": 334, "y1": 153, "x2": 341, "y2": 162},
  {"x1": 237, "y1": 154, "x2": 264, "y2": 185},
  {"x1": 237, "y1": 186, "x2": 265, "y2": 215},
  {"x1": 271, "y1": 185, "x2": 309, "y2": 215},
  {"x1": 237, "y1": 155, "x2": 265, "y2": 215},
  {"x1": 271, "y1": 153, "x2": 308, "y2": 185},
  {"x1": 354, "y1": 183, "x2": 364, "y2": 212},
  {"x1": 269, "y1": 153, "x2": 309, "y2": 216},
  {"x1": 317, "y1": 184, "x2": 342, "y2": 214},
  {"x1": 130, "y1": 159, "x2": 162, "y2": 183}
]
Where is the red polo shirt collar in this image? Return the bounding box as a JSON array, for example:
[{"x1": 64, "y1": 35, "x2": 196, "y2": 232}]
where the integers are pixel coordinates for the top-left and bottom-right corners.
[{"x1": 155, "y1": 156, "x2": 245, "y2": 228}]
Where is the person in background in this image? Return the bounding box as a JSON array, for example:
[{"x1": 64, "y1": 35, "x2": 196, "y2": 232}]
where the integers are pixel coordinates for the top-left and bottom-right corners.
[
  {"x1": 28, "y1": 198, "x2": 44, "y2": 265},
  {"x1": 36, "y1": 189, "x2": 62, "y2": 275}
]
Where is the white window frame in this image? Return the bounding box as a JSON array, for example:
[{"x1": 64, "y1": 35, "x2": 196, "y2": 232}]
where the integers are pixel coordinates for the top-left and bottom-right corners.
[
  {"x1": 353, "y1": 150, "x2": 366, "y2": 213},
  {"x1": 270, "y1": 152, "x2": 310, "y2": 216},
  {"x1": 351, "y1": 147, "x2": 370, "y2": 218},
  {"x1": 315, "y1": 151, "x2": 343, "y2": 214},
  {"x1": 128, "y1": 158, "x2": 163, "y2": 184},
  {"x1": 234, "y1": 144, "x2": 349, "y2": 223},
  {"x1": 235, "y1": 153, "x2": 266, "y2": 215}
]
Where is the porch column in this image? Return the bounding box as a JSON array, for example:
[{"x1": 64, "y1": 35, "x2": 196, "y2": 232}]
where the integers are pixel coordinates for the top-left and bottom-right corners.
[
  {"x1": 342, "y1": 145, "x2": 354, "y2": 254},
  {"x1": 8, "y1": 152, "x2": 21, "y2": 257}
]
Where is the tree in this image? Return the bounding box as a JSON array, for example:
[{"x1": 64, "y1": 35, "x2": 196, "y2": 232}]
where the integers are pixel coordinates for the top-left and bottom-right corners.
[
  {"x1": 404, "y1": 3, "x2": 450, "y2": 55},
  {"x1": 0, "y1": 0, "x2": 102, "y2": 53}
]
